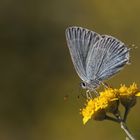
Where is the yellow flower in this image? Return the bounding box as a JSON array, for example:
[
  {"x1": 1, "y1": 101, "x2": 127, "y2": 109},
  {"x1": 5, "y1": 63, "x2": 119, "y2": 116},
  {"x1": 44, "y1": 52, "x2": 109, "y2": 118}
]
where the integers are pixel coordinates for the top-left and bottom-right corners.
[
  {"x1": 81, "y1": 88, "x2": 118, "y2": 124},
  {"x1": 81, "y1": 99, "x2": 95, "y2": 124},
  {"x1": 118, "y1": 83, "x2": 140, "y2": 108},
  {"x1": 119, "y1": 83, "x2": 140, "y2": 97},
  {"x1": 81, "y1": 83, "x2": 140, "y2": 124}
]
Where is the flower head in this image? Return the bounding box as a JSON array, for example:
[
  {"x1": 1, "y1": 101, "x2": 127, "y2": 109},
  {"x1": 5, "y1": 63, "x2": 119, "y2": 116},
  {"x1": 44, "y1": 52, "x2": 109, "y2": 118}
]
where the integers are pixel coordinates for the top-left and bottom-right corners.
[
  {"x1": 81, "y1": 88, "x2": 118, "y2": 124},
  {"x1": 118, "y1": 83, "x2": 140, "y2": 108},
  {"x1": 81, "y1": 83, "x2": 140, "y2": 124},
  {"x1": 119, "y1": 83, "x2": 140, "y2": 96},
  {"x1": 81, "y1": 99, "x2": 95, "y2": 124}
]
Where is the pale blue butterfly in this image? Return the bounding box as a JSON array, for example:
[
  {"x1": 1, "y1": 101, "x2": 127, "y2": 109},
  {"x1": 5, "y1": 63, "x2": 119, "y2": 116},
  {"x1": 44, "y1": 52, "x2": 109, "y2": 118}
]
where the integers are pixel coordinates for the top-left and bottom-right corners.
[{"x1": 65, "y1": 26, "x2": 130, "y2": 92}]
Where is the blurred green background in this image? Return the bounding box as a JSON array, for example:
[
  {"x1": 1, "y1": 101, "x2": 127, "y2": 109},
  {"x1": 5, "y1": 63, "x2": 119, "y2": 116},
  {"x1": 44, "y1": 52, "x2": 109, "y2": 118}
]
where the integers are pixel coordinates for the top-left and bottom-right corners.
[{"x1": 0, "y1": 0, "x2": 140, "y2": 140}]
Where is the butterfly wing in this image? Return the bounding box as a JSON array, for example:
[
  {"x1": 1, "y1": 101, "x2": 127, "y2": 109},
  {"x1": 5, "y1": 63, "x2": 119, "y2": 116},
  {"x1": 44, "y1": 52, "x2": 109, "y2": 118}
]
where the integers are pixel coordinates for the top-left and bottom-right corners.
[
  {"x1": 65, "y1": 26, "x2": 101, "y2": 82},
  {"x1": 86, "y1": 35, "x2": 129, "y2": 81}
]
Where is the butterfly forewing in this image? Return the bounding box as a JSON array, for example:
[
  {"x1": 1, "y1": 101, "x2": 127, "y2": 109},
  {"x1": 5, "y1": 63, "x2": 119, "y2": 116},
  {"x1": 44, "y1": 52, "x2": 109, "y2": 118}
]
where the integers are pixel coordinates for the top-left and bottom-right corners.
[{"x1": 65, "y1": 26, "x2": 101, "y2": 82}]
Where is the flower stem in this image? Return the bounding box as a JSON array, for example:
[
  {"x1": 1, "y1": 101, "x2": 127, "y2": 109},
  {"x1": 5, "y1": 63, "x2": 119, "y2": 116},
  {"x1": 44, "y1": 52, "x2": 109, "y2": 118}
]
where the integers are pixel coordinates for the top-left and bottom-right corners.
[
  {"x1": 105, "y1": 115, "x2": 118, "y2": 123},
  {"x1": 120, "y1": 121, "x2": 136, "y2": 140},
  {"x1": 114, "y1": 112, "x2": 136, "y2": 140},
  {"x1": 123, "y1": 107, "x2": 130, "y2": 122}
]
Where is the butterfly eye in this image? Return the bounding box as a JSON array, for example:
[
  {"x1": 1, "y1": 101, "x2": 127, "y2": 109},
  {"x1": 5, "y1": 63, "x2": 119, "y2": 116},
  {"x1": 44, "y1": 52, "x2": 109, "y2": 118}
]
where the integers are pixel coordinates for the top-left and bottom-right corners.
[{"x1": 80, "y1": 82, "x2": 87, "y2": 89}]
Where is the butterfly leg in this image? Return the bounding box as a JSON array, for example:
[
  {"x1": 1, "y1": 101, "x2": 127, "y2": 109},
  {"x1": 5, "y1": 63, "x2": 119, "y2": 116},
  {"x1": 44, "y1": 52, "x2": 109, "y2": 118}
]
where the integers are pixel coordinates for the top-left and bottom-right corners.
[
  {"x1": 101, "y1": 82, "x2": 114, "y2": 89},
  {"x1": 97, "y1": 79, "x2": 109, "y2": 88},
  {"x1": 101, "y1": 82, "x2": 109, "y2": 88},
  {"x1": 92, "y1": 88, "x2": 99, "y2": 97},
  {"x1": 86, "y1": 90, "x2": 93, "y2": 99},
  {"x1": 86, "y1": 89, "x2": 99, "y2": 99}
]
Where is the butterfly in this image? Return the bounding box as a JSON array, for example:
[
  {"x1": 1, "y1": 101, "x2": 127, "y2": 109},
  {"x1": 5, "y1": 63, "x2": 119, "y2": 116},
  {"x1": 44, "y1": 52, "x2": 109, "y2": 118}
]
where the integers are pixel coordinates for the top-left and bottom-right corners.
[{"x1": 65, "y1": 26, "x2": 130, "y2": 92}]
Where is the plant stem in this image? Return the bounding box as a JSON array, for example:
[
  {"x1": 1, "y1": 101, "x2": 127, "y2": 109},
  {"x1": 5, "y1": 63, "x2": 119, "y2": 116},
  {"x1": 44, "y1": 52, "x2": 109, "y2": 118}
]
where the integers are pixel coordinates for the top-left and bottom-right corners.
[
  {"x1": 114, "y1": 112, "x2": 136, "y2": 140},
  {"x1": 123, "y1": 107, "x2": 130, "y2": 122},
  {"x1": 120, "y1": 121, "x2": 136, "y2": 140},
  {"x1": 105, "y1": 115, "x2": 118, "y2": 123}
]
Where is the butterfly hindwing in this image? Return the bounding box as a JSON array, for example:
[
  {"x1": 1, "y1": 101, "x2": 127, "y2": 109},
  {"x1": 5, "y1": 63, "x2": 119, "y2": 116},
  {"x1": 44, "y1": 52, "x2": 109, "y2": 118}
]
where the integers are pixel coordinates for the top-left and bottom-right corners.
[{"x1": 86, "y1": 35, "x2": 129, "y2": 81}]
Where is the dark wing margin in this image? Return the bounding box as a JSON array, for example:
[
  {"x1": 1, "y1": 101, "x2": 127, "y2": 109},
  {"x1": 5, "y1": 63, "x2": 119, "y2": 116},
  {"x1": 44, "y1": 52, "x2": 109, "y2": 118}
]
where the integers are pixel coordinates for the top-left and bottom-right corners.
[
  {"x1": 86, "y1": 35, "x2": 129, "y2": 81},
  {"x1": 65, "y1": 26, "x2": 101, "y2": 82}
]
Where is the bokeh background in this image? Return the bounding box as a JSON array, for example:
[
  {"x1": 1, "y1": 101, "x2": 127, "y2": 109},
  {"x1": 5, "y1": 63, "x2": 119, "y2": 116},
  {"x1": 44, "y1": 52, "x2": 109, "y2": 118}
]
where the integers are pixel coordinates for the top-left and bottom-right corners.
[{"x1": 0, "y1": 0, "x2": 140, "y2": 140}]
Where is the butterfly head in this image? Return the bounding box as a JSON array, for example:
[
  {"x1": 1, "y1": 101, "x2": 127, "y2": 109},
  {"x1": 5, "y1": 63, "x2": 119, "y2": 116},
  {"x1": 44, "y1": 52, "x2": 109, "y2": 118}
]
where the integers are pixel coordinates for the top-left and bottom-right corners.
[{"x1": 80, "y1": 80, "x2": 100, "y2": 91}]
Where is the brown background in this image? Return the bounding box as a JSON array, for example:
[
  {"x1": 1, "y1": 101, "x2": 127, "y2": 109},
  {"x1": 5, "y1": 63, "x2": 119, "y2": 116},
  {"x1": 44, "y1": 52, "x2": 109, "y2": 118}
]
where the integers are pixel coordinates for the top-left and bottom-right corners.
[{"x1": 0, "y1": 0, "x2": 140, "y2": 140}]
